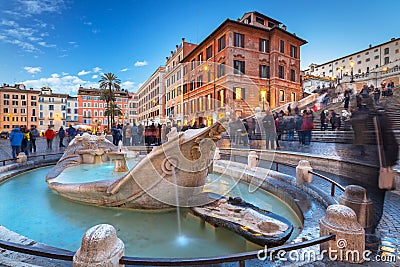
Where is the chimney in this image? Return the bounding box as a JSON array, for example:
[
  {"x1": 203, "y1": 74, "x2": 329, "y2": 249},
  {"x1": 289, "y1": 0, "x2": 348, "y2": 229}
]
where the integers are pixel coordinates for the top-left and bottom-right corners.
[
  {"x1": 282, "y1": 25, "x2": 287, "y2": 31},
  {"x1": 170, "y1": 51, "x2": 173, "y2": 56},
  {"x1": 176, "y1": 44, "x2": 179, "y2": 52},
  {"x1": 391, "y1": 37, "x2": 395, "y2": 41},
  {"x1": 369, "y1": 44, "x2": 372, "y2": 48},
  {"x1": 166, "y1": 56, "x2": 169, "y2": 61},
  {"x1": 182, "y1": 37, "x2": 185, "y2": 43}
]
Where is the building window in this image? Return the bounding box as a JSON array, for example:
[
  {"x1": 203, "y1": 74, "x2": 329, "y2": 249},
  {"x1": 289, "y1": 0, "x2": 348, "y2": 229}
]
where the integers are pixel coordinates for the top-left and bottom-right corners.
[
  {"x1": 218, "y1": 89, "x2": 225, "y2": 106},
  {"x1": 395, "y1": 49, "x2": 399, "y2": 54},
  {"x1": 366, "y1": 58, "x2": 370, "y2": 62},
  {"x1": 291, "y1": 92, "x2": 296, "y2": 102},
  {"x1": 233, "y1": 87, "x2": 245, "y2": 100},
  {"x1": 290, "y1": 45, "x2": 297, "y2": 58},
  {"x1": 279, "y1": 90, "x2": 285, "y2": 102},
  {"x1": 197, "y1": 75, "x2": 203, "y2": 87},
  {"x1": 12, "y1": 100, "x2": 18, "y2": 105},
  {"x1": 3, "y1": 100, "x2": 9, "y2": 105},
  {"x1": 12, "y1": 95, "x2": 18, "y2": 99},
  {"x1": 207, "y1": 94, "x2": 212, "y2": 110},
  {"x1": 191, "y1": 59, "x2": 195, "y2": 70},
  {"x1": 280, "y1": 40, "x2": 285, "y2": 53},
  {"x1": 255, "y1": 17, "x2": 264, "y2": 25},
  {"x1": 183, "y1": 65, "x2": 187, "y2": 75},
  {"x1": 279, "y1": 66, "x2": 285, "y2": 79},
  {"x1": 259, "y1": 38, "x2": 270, "y2": 53},
  {"x1": 49, "y1": 105, "x2": 54, "y2": 110},
  {"x1": 384, "y1": 57, "x2": 389, "y2": 64},
  {"x1": 384, "y1": 47, "x2": 389, "y2": 55},
  {"x1": 177, "y1": 70, "x2": 181, "y2": 80},
  {"x1": 4, "y1": 94, "x2": 9, "y2": 99},
  {"x1": 290, "y1": 69, "x2": 296, "y2": 82},
  {"x1": 234, "y1": 33, "x2": 244, "y2": 48},
  {"x1": 259, "y1": 65, "x2": 270, "y2": 78},
  {"x1": 357, "y1": 61, "x2": 362, "y2": 64},
  {"x1": 190, "y1": 80, "x2": 195, "y2": 91},
  {"x1": 218, "y1": 35, "x2": 226, "y2": 52},
  {"x1": 374, "y1": 55, "x2": 379, "y2": 59},
  {"x1": 197, "y1": 52, "x2": 203, "y2": 64},
  {"x1": 233, "y1": 60, "x2": 245, "y2": 74},
  {"x1": 217, "y1": 63, "x2": 225, "y2": 78},
  {"x1": 206, "y1": 45, "x2": 213, "y2": 60}
]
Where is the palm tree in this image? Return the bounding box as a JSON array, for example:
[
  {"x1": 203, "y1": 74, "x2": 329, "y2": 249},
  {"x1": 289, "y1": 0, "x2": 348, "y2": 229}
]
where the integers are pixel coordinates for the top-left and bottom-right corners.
[
  {"x1": 99, "y1": 73, "x2": 121, "y2": 129},
  {"x1": 104, "y1": 103, "x2": 123, "y2": 119}
]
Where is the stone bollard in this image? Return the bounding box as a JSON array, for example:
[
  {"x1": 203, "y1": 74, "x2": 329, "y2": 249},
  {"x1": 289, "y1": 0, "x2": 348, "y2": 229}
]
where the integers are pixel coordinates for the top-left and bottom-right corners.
[
  {"x1": 339, "y1": 185, "x2": 373, "y2": 229},
  {"x1": 213, "y1": 148, "x2": 221, "y2": 161},
  {"x1": 16, "y1": 152, "x2": 27, "y2": 163},
  {"x1": 248, "y1": 151, "x2": 258, "y2": 168},
  {"x1": 295, "y1": 160, "x2": 312, "y2": 184},
  {"x1": 73, "y1": 224, "x2": 124, "y2": 267},
  {"x1": 320, "y1": 204, "x2": 365, "y2": 264}
]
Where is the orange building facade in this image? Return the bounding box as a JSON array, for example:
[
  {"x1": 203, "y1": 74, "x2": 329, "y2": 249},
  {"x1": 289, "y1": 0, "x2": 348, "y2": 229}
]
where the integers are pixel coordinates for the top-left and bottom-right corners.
[
  {"x1": 77, "y1": 87, "x2": 130, "y2": 132},
  {"x1": 175, "y1": 12, "x2": 306, "y2": 126}
]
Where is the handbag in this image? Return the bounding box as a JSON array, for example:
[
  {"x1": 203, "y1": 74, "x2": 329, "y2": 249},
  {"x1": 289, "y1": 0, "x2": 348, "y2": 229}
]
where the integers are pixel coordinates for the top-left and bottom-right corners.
[{"x1": 373, "y1": 116, "x2": 394, "y2": 189}]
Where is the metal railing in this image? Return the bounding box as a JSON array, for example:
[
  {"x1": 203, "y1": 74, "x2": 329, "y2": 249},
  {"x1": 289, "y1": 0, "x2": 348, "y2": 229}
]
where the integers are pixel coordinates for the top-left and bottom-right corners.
[
  {"x1": 273, "y1": 161, "x2": 345, "y2": 197},
  {"x1": 0, "y1": 235, "x2": 336, "y2": 266},
  {"x1": 0, "y1": 152, "x2": 64, "y2": 166}
]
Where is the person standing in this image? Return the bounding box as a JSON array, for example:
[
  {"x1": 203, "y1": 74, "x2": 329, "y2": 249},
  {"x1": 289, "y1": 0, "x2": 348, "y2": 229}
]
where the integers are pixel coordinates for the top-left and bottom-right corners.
[
  {"x1": 22, "y1": 127, "x2": 31, "y2": 156},
  {"x1": 286, "y1": 118, "x2": 295, "y2": 141},
  {"x1": 66, "y1": 124, "x2": 76, "y2": 143},
  {"x1": 131, "y1": 123, "x2": 138, "y2": 146},
  {"x1": 320, "y1": 110, "x2": 326, "y2": 131},
  {"x1": 373, "y1": 87, "x2": 381, "y2": 105},
  {"x1": 301, "y1": 111, "x2": 314, "y2": 145},
  {"x1": 10, "y1": 127, "x2": 24, "y2": 158},
  {"x1": 58, "y1": 126, "x2": 66, "y2": 148},
  {"x1": 30, "y1": 125, "x2": 39, "y2": 153},
  {"x1": 44, "y1": 126, "x2": 56, "y2": 150},
  {"x1": 137, "y1": 123, "x2": 144, "y2": 146},
  {"x1": 287, "y1": 104, "x2": 292, "y2": 116},
  {"x1": 295, "y1": 115, "x2": 304, "y2": 144},
  {"x1": 343, "y1": 90, "x2": 350, "y2": 109},
  {"x1": 124, "y1": 123, "x2": 131, "y2": 145},
  {"x1": 262, "y1": 109, "x2": 277, "y2": 150}
]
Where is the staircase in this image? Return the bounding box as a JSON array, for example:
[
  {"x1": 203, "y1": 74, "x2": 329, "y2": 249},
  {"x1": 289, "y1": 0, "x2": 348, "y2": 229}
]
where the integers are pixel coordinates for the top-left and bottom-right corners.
[{"x1": 377, "y1": 85, "x2": 400, "y2": 142}]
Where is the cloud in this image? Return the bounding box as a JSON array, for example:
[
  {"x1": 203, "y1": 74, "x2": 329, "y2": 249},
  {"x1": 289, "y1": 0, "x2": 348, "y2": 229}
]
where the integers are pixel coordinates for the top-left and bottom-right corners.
[
  {"x1": 24, "y1": 66, "x2": 41, "y2": 74},
  {"x1": 92, "y1": 67, "x2": 102, "y2": 73},
  {"x1": 134, "y1": 61, "x2": 148, "y2": 67},
  {"x1": 120, "y1": 68, "x2": 129, "y2": 72},
  {"x1": 121, "y1": 81, "x2": 135, "y2": 90},
  {"x1": 18, "y1": 0, "x2": 66, "y2": 16},
  {"x1": 78, "y1": 70, "x2": 91, "y2": 76},
  {"x1": 38, "y1": 41, "x2": 56, "y2": 48},
  {"x1": 20, "y1": 74, "x2": 99, "y2": 95},
  {"x1": 83, "y1": 21, "x2": 92, "y2": 26},
  {"x1": 92, "y1": 74, "x2": 98, "y2": 79},
  {"x1": 1, "y1": 20, "x2": 18, "y2": 27}
]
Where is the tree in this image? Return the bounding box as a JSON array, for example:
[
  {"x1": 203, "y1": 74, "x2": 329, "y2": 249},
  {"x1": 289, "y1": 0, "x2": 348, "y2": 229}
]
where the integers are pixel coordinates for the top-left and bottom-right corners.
[
  {"x1": 99, "y1": 73, "x2": 121, "y2": 130},
  {"x1": 104, "y1": 103, "x2": 123, "y2": 124}
]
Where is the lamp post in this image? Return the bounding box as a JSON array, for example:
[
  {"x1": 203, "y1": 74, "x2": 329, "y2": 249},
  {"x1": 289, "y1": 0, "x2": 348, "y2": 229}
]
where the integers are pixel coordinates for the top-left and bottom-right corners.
[
  {"x1": 260, "y1": 88, "x2": 267, "y2": 112},
  {"x1": 350, "y1": 61, "x2": 355, "y2": 83}
]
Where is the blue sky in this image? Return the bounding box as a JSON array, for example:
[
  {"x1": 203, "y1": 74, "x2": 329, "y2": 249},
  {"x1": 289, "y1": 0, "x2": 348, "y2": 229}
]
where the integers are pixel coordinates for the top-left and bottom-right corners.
[{"x1": 0, "y1": 0, "x2": 399, "y2": 95}]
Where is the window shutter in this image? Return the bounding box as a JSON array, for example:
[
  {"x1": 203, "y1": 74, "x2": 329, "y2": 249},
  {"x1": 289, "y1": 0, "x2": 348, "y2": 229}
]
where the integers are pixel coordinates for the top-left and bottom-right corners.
[
  {"x1": 233, "y1": 87, "x2": 236, "y2": 100},
  {"x1": 242, "y1": 88, "x2": 246, "y2": 100},
  {"x1": 241, "y1": 34, "x2": 244, "y2": 48}
]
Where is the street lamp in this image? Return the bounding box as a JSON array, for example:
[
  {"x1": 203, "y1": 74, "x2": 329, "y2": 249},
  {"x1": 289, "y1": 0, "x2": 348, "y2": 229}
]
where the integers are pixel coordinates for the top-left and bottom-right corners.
[
  {"x1": 260, "y1": 88, "x2": 267, "y2": 112},
  {"x1": 350, "y1": 61, "x2": 355, "y2": 83}
]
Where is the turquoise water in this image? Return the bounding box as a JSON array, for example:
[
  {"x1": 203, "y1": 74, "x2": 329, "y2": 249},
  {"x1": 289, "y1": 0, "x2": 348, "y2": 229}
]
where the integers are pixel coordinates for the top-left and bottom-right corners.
[
  {"x1": 51, "y1": 158, "x2": 139, "y2": 183},
  {"x1": 0, "y1": 167, "x2": 302, "y2": 258}
]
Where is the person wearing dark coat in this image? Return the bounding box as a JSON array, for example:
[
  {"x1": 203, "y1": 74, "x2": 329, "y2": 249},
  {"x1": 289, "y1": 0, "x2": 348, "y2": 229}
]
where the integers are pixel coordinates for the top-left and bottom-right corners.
[
  {"x1": 262, "y1": 110, "x2": 277, "y2": 150},
  {"x1": 286, "y1": 118, "x2": 295, "y2": 141},
  {"x1": 58, "y1": 126, "x2": 66, "y2": 147}
]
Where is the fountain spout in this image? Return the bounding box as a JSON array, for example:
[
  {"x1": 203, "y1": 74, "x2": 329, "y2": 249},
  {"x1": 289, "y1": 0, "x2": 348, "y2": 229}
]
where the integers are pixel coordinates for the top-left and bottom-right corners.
[{"x1": 118, "y1": 140, "x2": 123, "y2": 152}]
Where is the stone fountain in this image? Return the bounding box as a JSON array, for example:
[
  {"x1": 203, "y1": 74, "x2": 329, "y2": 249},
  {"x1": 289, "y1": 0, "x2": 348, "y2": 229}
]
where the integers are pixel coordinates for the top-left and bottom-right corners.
[{"x1": 46, "y1": 121, "x2": 228, "y2": 209}]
